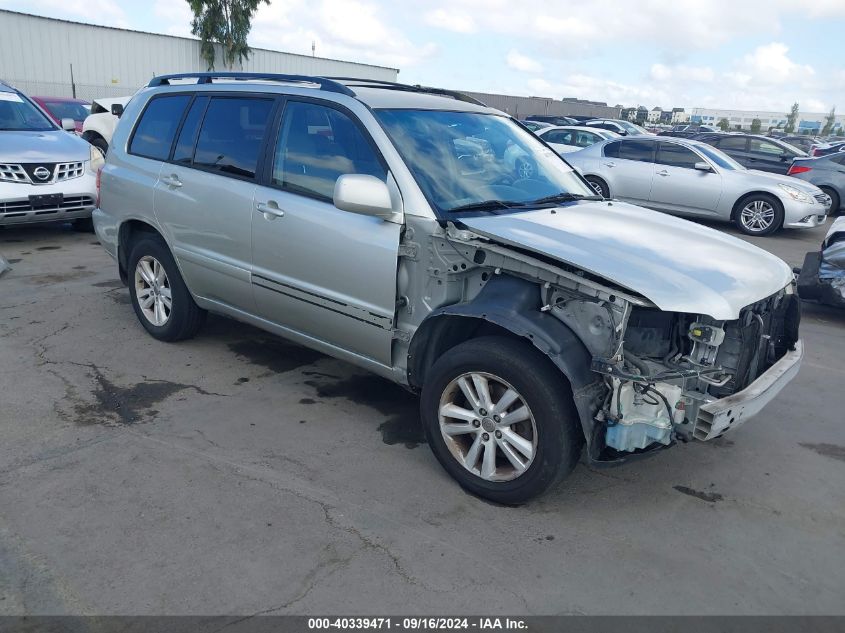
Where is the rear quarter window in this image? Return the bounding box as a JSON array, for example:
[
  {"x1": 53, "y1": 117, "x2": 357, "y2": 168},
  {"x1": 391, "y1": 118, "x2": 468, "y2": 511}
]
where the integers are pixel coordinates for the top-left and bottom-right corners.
[{"x1": 129, "y1": 95, "x2": 191, "y2": 161}]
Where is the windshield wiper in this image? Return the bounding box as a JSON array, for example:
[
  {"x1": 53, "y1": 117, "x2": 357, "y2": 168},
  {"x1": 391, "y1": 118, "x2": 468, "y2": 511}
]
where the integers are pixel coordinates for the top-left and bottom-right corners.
[
  {"x1": 448, "y1": 199, "x2": 517, "y2": 213},
  {"x1": 523, "y1": 192, "x2": 604, "y2": 206}
]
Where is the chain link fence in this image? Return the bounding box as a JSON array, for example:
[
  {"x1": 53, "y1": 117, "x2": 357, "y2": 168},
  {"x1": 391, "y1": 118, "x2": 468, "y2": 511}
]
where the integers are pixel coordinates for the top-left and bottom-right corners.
[{"x1": 4, "y1": 78, "x2": 137, "y2": 102}]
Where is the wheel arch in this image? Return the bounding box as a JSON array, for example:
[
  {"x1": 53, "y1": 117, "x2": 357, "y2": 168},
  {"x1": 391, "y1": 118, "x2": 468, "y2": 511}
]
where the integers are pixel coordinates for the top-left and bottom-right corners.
[
  {"x1": 407, "y1": 275, "x2": 604, "y2": 444},
  {"x1": 117, "y1": 219, "x2": 166, "y2": 284}
]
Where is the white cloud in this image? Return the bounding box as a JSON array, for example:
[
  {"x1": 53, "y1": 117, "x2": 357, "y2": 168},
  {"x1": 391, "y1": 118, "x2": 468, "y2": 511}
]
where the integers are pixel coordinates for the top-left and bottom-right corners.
[
  {"x1": 424, "y1": 8, "x2": 476, "y2": 33},
  {"x1": 153, "y1": 0, "x2": 194, "y2": 38},
  {"x1": 247, "y1": 0, "x2": 437, "y2": 68},
  {"x1": 506, "y1": 49, "x2": 542, "y2": 73}
]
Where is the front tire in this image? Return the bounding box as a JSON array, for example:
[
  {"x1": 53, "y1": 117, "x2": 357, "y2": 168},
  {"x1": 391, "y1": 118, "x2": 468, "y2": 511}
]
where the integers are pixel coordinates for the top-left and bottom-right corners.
[
  {"x1": 127, "y1": 235, "x2": 205, "y2": 341},
  {"x1": 820, "y1": 187, "x2": 840, "y2": 216},
  {"x1": 420, "y1": 336, "x2": 582, "y2": 504},
  {"x1": 90, "y1": 136, "x2": 109, "y2": 156},
  {"x1": 734, "y1": 193, "x2": 783, "y2": 236}
]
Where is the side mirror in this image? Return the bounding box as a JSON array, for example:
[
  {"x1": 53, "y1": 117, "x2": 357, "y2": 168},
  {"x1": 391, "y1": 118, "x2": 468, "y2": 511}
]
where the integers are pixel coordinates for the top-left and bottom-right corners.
[
  {"x1": 333, "y1": 174, "x2": 395, "y2": 219},
  {"x1": 61, "y1": 118, "x2": 76, "y2": 132},
  {"x1": 694, "y1": 161, "x2": 713, "y2": 172},
  {"x1": 111, "y1": 103, "x2": 124, "y2": 117}
]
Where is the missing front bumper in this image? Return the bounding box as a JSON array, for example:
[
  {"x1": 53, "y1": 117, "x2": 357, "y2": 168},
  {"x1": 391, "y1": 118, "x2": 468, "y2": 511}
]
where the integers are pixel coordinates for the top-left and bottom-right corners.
[{"x1": 693, "y1": 339, "x2": 804, "y2": 440}]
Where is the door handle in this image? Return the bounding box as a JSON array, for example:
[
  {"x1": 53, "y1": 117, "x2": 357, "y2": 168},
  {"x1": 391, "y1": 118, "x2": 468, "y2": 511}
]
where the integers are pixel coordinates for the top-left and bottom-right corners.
[
  {"x1": 161, "y1": 174, "x2": 182, "y2": 188},
  {"x1": 603, "y1": 162, "x2": 616, "y2": 168},
  {"x1": 656, "y1": 169, "x2": 669, "y2": 176},
  {"x1": 256, "y1": 201, "x2": 285, "y2": 219}
]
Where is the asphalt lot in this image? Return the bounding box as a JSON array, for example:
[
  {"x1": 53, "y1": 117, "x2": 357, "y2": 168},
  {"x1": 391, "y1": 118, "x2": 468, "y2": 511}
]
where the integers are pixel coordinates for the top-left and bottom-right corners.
[{"x1": 1, "y1": 218, "x2": 844, "y2": 615}]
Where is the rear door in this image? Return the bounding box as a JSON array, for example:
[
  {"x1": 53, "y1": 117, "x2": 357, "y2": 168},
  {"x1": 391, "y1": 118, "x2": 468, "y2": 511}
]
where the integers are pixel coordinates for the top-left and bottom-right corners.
[
  {"x1": 541, "y1": 129, "x2": 577, "y2": 154},
  {"x1": 602, "y1": 139, "x2": 656, "y2": 204},
  {"x1": 153, "y1": 93, "x2": 276, "y2": 310},
  {"x1": 250, "y1": 98, "x2": 401, "y2": 366},
  {"x1": 649, "y1": 142, "x2": 722, "y2": 216}
]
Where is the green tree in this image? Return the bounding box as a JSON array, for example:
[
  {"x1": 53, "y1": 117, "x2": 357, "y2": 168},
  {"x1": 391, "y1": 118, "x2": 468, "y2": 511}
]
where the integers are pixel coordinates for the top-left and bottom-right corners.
[
  {"x1": 785, "y1": 102, "x2": 799, "y2": 133},
  {"x1": 717, "y1": 117, "x2": 730, "y2": 132},
  {"x1": 822, "y1": 106, "x2": 837, "y2": 136},
  {"x1": 750, "y1": 118, "x2": 762, "y2": 133},
  {"x1": 189, "y1": 0, "x2": 269, "y2": 70}
]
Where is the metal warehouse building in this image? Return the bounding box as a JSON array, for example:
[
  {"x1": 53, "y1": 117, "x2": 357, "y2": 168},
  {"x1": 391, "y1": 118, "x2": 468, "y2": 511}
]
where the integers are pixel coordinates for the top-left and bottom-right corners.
[
  {"x1": 464, "y1": 91, "x2": 621, "y2": 120},
  {"x1": 0, "y1": 9, "x2": 398, "y2": 102}
]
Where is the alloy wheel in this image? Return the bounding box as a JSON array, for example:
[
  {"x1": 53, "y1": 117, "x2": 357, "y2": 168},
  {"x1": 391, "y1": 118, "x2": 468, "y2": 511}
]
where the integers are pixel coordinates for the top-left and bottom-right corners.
[
  {"x1": 134, "y1": 255, "x2": 172, "y2": 326},
  {"x1": 740, "y1": 199, "x2": 776, "y2": 232},
  {"x1": 438, "y1": 372, "x2": 538, "y2": 482}
]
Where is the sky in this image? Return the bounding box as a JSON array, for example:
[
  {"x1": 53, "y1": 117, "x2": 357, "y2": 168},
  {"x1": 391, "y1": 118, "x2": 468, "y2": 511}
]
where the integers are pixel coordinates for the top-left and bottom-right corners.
[{"x1": 2, "y1": 0, "x2": 844, "y2": 113}]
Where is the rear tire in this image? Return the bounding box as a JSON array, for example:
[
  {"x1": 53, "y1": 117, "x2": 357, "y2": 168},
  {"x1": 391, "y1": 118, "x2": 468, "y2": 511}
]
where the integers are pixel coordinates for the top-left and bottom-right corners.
[
  {"x1": 585, "y1": 175, "x2": 609, "y2": 198},
  {"x1": 733, "y1": 193, "x2": 784, "y2": 236},
  {"x1": 821, "y1": 187, "x2": 840, "y2": 216},
  {"x1": 127, "y1": 235, "x2": 205, "y2": 342},
  {"x1": 420, "y1": 336, "x2": 582, "y2": 504}
]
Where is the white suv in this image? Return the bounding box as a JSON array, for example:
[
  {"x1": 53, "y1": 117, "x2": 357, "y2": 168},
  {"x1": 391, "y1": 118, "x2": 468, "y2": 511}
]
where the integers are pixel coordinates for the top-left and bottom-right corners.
[{"x1": 1, "y1": 81, "x2": 102, "y2": 229}]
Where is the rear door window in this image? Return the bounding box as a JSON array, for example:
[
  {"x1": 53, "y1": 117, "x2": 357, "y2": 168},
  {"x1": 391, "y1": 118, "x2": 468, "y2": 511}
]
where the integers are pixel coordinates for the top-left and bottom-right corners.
[
  {"x1": 656, "y1": 142, "x2": 701, "y2": 169},
  {"x1": 544, "y1": 130, "x2": 574, "y2": 145},
  {"x1": 271, "y1": 100, "x2": 386, "y2": 201},
  {"x1": 129, "y1": 95, "x2": 191, "y2": 161},
  {"x1": 749, "y1": 138, "x2": 786, "y2": 156},
  {"x1": 192, "y1": 96, "x2": 274, "y2": 179},
  {"x1": 617, "y1": 140, "x2": 655, "y2": 163}
]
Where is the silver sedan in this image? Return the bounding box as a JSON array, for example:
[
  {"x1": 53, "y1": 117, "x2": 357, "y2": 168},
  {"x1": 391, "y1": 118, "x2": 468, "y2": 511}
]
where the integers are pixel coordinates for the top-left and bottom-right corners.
[{"x1": 565, "y1": 136, "x2": 830, "y2": 236}]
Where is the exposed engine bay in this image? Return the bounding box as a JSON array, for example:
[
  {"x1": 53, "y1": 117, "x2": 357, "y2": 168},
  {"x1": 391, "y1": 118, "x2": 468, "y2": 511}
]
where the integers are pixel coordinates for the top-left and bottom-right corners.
[{"x1": 545, "y1": 283, "x2": 801, "y2": 458}]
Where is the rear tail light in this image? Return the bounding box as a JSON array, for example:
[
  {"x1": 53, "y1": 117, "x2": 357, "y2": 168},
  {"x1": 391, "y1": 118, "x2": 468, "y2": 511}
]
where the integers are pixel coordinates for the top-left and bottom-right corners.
[
  {"x1": 95, "y1": 166, "x2": 102, "y2": 207},
  {"x1": 787, "y1": 165, "x2": 812, "y2": 176}
]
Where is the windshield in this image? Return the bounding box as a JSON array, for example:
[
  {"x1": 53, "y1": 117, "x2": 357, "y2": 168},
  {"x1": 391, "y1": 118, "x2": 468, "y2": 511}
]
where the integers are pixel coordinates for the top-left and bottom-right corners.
[
  {"x1": 375, "y1": 109, "x2": 596, "y2": 216},
  {"x1": 0, "y1": 92, "x2": 55, "y2": 131},
  {"x1": 696, "y1": 143, "x2": 745, "y2": 170},
  {"x1": 41, "y1": 100, "x2": 89, "y2": 122},
  {"x1": 619, "y1": 121, "x2": 649, "y2": 135}
]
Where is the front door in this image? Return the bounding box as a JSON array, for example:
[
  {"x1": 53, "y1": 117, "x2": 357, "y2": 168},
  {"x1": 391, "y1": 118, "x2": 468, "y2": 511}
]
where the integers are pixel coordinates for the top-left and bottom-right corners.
[
  {"x1": 251, "y1": 99, "x2": 401, "y2": 366},
  {"x1": 648, "y1": 142, "x2": 722, "y2": 216}
]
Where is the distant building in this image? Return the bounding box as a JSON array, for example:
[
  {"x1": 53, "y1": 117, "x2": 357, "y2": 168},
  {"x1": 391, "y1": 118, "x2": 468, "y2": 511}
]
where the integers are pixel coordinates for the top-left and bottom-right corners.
[
  {"x1": 0, "y1": 9, "x2": 397, "y2": 101},
  {"x1": 463, "y1": 91, "x2": 621, "y2": 119},
  {"x1": 670, "y1": 108, "x2": 688, "y2": 124},
  {"x1": 690, "y1": 107, "x2": 845, "y2": 133},
  {"x1": 647, "y1": 107, "x2": 663, "y2": 123}
]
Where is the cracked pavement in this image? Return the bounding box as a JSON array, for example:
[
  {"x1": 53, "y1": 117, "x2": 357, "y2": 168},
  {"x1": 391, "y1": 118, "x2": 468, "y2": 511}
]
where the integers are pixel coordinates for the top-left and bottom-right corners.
[{"x1": 1, "y1": 221, "x2": 844, "y2": 615}]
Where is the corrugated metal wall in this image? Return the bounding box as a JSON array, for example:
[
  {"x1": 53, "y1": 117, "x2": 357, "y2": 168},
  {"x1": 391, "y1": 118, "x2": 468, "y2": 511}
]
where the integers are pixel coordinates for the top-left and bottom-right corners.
[
  {"x1": 0, "y1": 10, "x2": 398, "y2": 101},
  {"x1": 465, "y1": 91, "x2": 620, "y2": 119}
]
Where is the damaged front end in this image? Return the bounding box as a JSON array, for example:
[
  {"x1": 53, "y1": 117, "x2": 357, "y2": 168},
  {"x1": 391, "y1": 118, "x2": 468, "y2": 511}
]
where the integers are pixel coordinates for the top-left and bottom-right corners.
[{"x1": 545, "y1": 283, "x2": 802, "y2": 462}]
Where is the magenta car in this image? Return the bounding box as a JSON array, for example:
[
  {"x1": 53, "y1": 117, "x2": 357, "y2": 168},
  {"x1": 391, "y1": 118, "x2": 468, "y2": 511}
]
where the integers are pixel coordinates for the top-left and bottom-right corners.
[{"x1": 30, "y1": 96, "x2": 90, "y2": 133}]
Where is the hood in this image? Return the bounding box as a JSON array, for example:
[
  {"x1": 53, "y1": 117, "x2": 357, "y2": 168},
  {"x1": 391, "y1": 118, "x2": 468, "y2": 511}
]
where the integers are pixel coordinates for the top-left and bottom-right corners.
[
  {"x1": 0, "y1": 129, "x2": 91, "y2": 164},
  {"x1": 460, "y1": 201, "x2": 793, "y2": 320}
]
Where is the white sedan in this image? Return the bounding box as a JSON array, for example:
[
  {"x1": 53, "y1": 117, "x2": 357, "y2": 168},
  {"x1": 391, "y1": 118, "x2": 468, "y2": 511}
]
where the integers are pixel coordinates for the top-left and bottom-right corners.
[{"x1": 535, "y1": 125, "x2": 619, "y2": 155}]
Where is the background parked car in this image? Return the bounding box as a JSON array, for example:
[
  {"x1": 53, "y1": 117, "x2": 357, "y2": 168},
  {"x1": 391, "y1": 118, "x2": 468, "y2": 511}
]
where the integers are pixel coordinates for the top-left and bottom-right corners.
[
  {"x1": 779, "y1": 135, "x2": 822, "y2": 154},
  {"x1": 659, "y1": 124, "x2": 718, "y2": 138},
  {"x1": 694, "y1": 133, "x2": 807, "y2": 175},
  {"x1": 582, "y1": 118, "x2": 650, "y2": 136},
  {"x1": 565, "y1": 136, "x2": 829, "y2": 235},
  {"x1": 788, "y1": 153, "x2": 845, "y2": 215},
  {"x1": 30, "y1": 96, "x2": 90, "y2": 133},
  {"x1": 525, "y1": 115, "x2": 577, "y2": 126},
  {"x1": 535, "y1": 125, "x2": 618, "y2": 154},
  {"x1": 81, "y1": 95, "x2": 130, "y2": 154},
  {"x1": 811, "y1": 140, "x2": 845, "y2": 157},
  {"x1": 519, "y1": 119, "x2": 553, "y2": 132},
  {"x1": 0, "y1": 81, "x2": 102, "y2": 230}
]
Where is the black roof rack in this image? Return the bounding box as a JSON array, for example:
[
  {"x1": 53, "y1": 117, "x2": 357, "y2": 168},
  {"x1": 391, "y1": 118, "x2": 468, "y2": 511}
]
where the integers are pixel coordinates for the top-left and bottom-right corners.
[
  {"x1": 328, "y1": 77, "x2": 488, "y2": 107},
  {"x1": 147, "y1": 72, "x2": 355, "y2": 96}
]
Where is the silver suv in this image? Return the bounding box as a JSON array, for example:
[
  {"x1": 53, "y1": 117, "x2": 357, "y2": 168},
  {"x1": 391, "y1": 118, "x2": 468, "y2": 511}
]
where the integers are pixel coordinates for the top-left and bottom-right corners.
[{"x1": 94, "y1": 73, "x2": 803, "y2": 503}]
